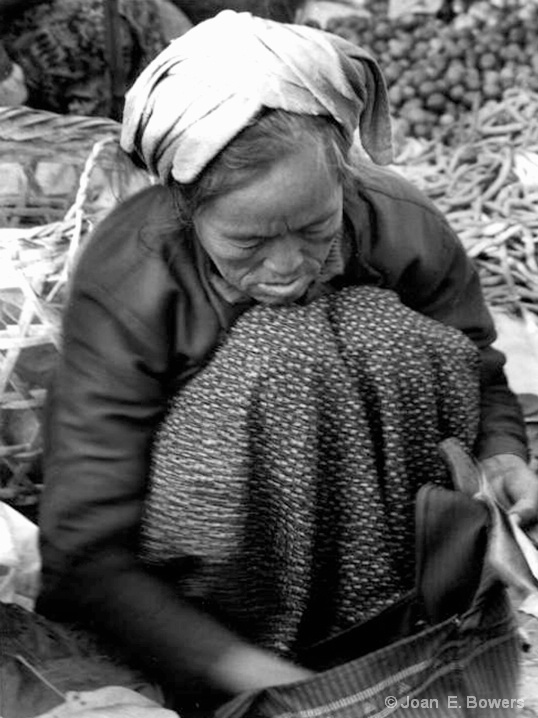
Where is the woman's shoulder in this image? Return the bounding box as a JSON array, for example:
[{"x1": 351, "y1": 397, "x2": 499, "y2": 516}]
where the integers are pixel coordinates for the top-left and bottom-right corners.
[
  {"x1": 342, "y1": 162, "x2": 460, "y2": 278},
  {"x1": 67, "y1": 184, "x2": 205, "y2": 338},
  {"x1": 74, "y1": 184, "x2": 189, "y2": 291},
  {"x1": 80, "y1": 184, "x2": 178, "y2": 255},
  {"x1": 350, "y1": 162, "x2": 444, "y2": 219}
]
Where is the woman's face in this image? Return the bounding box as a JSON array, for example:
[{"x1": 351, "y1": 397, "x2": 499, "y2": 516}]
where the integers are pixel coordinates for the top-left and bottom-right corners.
[{"x1": 193, "y1": 144, "x2": 344, "y2": 304}]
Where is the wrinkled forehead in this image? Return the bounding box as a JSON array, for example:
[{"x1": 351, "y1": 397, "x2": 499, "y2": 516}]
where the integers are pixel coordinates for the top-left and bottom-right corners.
[{"x1": 195, "y1": 144, "x2": 344, "y2": 238}]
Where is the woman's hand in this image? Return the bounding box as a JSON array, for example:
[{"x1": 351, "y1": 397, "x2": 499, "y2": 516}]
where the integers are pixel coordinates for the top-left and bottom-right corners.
[
  {"x1": 480, "y1": 453, "x2": 538, "y2": 527},
  {"x1": 211, "y1": 643, "x2": 314, "y2": 695}
]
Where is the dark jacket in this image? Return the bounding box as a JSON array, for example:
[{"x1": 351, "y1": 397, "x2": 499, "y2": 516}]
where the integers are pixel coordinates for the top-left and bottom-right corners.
[{"x1": 37, "y1": 164, "x2": 526, "y2": 698}]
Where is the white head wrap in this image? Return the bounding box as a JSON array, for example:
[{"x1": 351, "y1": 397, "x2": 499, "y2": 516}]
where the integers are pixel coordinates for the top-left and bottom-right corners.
[{"x1": 120, "y1": 10, "x2": 393, "y2": 184}]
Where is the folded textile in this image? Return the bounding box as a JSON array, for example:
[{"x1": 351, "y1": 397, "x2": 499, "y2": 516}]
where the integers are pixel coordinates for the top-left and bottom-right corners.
[
  {"x1": 34, "y1": 686, "x2": 178, "y2": 717},
  {"x1": 0, "y1": 502, "x2": 40, "y2": 611},
  {"x1": 1, "y1": 0, "x2": 166, "y2": 116},
  {"x1": 141, "y1": 286, "x2": 480, "y2": 653}
]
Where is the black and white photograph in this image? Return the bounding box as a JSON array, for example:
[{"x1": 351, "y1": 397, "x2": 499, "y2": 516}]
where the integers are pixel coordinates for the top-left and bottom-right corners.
[{"x1": 1, "y1": 1, "x2": 538, "y2": 716}]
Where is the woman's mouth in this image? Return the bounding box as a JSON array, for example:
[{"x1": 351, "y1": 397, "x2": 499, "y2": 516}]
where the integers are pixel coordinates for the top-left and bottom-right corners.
[{"x1": 256, "y1": 277, "x2": 307, "y2": 299}]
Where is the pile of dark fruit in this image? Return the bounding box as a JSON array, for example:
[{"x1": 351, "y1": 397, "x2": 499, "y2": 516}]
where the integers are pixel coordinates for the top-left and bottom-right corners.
[{"x1": 325, "y1": 0, "x2": 538, "y2": 139}]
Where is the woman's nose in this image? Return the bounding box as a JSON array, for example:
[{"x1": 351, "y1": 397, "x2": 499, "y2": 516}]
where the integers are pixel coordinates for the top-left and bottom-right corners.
[{"x1": 263, "y1": 236, "x2": 304, "y2": 276}]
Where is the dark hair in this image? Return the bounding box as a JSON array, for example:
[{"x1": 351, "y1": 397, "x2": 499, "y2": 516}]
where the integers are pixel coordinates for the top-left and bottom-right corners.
[
  {"x1": 171, "y1": 109, "x2": 356, "y2": 228},
  {"x1": 174, "y1": 0, "x2": 306, "y2": 25}
]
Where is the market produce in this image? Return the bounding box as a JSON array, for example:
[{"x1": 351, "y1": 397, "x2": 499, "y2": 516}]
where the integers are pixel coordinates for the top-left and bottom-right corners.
[
  {"x1": 325, "y1": 1, "x2": 538, "y2": 317},
  {"x1": 326, "y1": 0, "x2": 538, "y2": 140},
  {"x1": 393, "y1": 88, "x2": 538, "y2": 316}
]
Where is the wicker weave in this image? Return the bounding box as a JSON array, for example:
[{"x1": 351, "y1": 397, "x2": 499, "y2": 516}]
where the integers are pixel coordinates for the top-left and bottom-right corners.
[
  {"x1": 0, "y1": 107, "x2": 139, "y2": 228},
  {"x1": 0, "y1": 107, "x2": 151, "y2": 511}
]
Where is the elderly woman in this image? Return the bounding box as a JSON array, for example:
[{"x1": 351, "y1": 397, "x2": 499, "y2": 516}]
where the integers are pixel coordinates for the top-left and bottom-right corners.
[{"x1": 37, "y1": 9, "x2": 536, "y2": 716}]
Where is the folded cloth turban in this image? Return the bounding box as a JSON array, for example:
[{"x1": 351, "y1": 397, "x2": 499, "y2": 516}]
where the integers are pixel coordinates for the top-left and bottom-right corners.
[{"x1": 120, "y1": 10, "x2": 393, "y2": 184}]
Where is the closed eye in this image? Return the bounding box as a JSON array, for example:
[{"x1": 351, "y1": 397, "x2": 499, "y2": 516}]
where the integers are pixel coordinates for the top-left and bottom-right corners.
[
  {"x1": 302, "y1": 213, "x2": 341, "y2": 238},
  {"x1": 232, "y1": 238, "x2": 263, "y2": 251},
  {"x1": 303, "y1": 224, "x2": 341, "y2": 244}
]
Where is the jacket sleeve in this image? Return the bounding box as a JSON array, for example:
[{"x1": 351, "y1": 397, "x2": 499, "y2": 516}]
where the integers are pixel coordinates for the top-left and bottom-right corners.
[
  {"x1": 37, "y1": 278, "x2": 247, "y2": 696},
  {"x1": 363, "y1": 186, "x2": 528, "y2": 461}
]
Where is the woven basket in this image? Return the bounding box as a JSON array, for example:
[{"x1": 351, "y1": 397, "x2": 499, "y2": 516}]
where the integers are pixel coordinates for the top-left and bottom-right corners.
[{"x1": 0, "y1": 107, "x2": 151, "y2": 513}]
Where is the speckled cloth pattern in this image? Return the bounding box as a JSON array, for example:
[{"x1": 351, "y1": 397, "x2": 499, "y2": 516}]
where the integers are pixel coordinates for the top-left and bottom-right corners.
[
  {"x1": 1, "y1": 0, "x2": 165, "y2": 116},
  {"x1": 140, "y1": 286, "x2": 481, "y2": 657}
]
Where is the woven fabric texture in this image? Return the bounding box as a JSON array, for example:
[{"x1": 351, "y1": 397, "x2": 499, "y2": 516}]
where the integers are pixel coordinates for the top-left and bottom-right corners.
[
  {"x1": 1, "y1": 0, "x2": 166, "y2": 116},
  {"x1": 140, "y1": 286, "x2": 481, "y2": 656}
]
